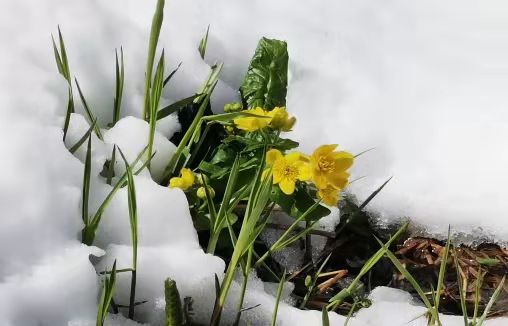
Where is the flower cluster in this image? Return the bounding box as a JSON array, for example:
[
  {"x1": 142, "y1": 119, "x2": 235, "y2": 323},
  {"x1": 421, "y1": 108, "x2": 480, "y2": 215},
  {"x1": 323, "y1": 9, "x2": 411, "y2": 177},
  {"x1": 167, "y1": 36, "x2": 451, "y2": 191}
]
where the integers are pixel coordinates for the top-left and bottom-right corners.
[
  {"x1": 169, "y1": 168, "x2": 214, "y2": 199},
  {"x1": 233, "y1": 106, "x2": 296, "y2": 132},
  {"x1": 266, "y1": 144, "x2": 354, "y2": 206}
]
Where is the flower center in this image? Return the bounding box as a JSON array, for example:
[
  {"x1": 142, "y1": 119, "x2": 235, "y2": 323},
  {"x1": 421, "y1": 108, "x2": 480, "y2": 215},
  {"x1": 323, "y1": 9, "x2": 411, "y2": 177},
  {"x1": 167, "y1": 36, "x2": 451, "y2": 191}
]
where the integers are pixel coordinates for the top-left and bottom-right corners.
[
  {"x1": 318, "y1": 157, "x2": 334, "y2": 172},
  {"x1": 282, "y1": 165, "x2": 299, "y2": 180}
]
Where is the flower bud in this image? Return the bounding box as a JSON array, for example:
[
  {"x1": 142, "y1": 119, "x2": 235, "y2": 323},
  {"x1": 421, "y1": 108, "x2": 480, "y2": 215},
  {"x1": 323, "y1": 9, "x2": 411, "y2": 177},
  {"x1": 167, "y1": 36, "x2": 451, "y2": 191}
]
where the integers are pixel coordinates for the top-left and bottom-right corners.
[{"x1": 197, "y1": 186, "x2": 215, "y2": 199}]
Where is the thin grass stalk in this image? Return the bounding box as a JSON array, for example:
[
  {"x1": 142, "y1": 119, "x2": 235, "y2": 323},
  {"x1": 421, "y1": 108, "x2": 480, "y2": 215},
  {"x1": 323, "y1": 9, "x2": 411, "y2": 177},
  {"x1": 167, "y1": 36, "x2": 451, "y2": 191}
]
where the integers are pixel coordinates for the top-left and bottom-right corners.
[
  {"x1": 477, "y1": 275, "x2": 506, "y2": 325},
  {"x1": 300, "y1": 254, "x2": 331, "y2": 309},
  {"x1": 271, "y1": 269, "x2": 286, "y2": 326},
  {"x1": 430, "y1": 226, "x2": 452, "y2": 325},
  {"x1": 69, "y1": 118, "x2": 96, "y2": 154},
  {"x1": 207, "y1": 155, "x2": 241, "y2": 254},
  {"x1": 81, "y1": 135, "x2": 92, "y2": 228},
  {"x1": 344, "y1": 300, "x2": 358, "y2": 326},
  {"x1": 96, "y1": 260, "x2": 117, "y2": 326},
  {"x1": 162, "y1": 80, "x2": 218, "y2": 180},
  {"x1": 74, "y1": 78, "x2": 103, "y2": 140},
  {"x1": 51, "y1": 27, "x2": 75, "y2": 141},
  {"x1": 234, "y1": 247, "x2": 254, "y2": 326},
  {"x1": 327, "y1": 222, "x2": 409, "y2": 308},
  {"x1": 378, "y1": 240, "x2": 439, "y2": 322},
  {"x1": 107, "y1": 145, "x2": 117, "y2": 186},
  {"x1": 142, "y1": 0, "x2": 165, "y2": 120},
  {"x1": 210, "y1": 155, "x2": 271, "y2": 326},
  {"x1": 472, "y1": 269, "x2": 485, "y2": 324},
  {"x1": 454, "y1": 251, "x2": 469, "y2": 325},
  {"x1": 119, "y1": 149, "x2": 139, "y2": 319},
  {"x1": 147, "y1": 50, "x2": 165, "y2": 168},
  {"x1": 322, "y1": 307, "x2": 330, "y2": 326},
  {"x1": 113, "y1": 47, "x2": 124, "y2": 125},
  {"x1": 82, "y1": 147, "x2": 148, "y2": 245},
  {"x1": 255, "y1": 200, "x2": 321, "y2": 267}
]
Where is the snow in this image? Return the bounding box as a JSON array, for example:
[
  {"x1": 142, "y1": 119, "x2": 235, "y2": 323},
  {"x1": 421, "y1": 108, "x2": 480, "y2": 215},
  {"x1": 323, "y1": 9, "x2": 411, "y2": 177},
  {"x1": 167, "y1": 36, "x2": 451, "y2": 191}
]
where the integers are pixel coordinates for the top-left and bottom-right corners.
[{"x1": 1, "y1": 0, "x2": 508, "y2": 325}]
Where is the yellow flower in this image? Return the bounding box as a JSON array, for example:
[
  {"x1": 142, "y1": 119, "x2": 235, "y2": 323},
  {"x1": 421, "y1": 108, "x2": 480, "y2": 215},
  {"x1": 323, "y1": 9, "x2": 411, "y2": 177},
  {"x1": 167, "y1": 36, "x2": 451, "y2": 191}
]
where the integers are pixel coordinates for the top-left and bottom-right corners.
[
  {"x1": 233, "y1": 107, "x2": 272, "y2": 132},
  {"x1": 169, "y1": 168, "x2": 195, "y2": 190},
  {"x1": 310, "y1": 144, "x2": 353, "y2": 189},
  {"x1": 266, "y1": 149, "x2": 311, "y2": 195},
  {"x1": 317, "y1": 185, "x2": 340, "y2": 206},
  {"x1": 268, "y1": 106, "x2": 296, "y2": 131}
]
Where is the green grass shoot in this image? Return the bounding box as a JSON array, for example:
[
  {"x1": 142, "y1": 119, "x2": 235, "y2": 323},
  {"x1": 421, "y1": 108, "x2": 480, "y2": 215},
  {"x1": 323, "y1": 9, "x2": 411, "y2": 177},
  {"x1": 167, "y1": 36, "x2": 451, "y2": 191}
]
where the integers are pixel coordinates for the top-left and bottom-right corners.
[
  {"x1": 142, "y1": 0, "x2": 165, "y2": 120},
  {"x1": 96, "y1": 260, "x2": 117, "y2": 326},
  {"x1": 74, "y1": 78, "x2": 103, "y2": 140},
  {"x1": 271, "y1": 269, "x2": 287, "y2": 326},
  {"x1": 113, "y1": 47, "x2": 124, "y2": 126}
]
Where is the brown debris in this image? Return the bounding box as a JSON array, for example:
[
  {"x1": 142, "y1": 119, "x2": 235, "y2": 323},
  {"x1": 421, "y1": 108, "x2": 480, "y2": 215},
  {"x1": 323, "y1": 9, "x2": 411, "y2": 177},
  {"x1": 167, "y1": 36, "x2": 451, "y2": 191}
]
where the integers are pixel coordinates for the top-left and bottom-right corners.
[{"x1": 395, "y1": 237, "x2": 508, "y2": 317}]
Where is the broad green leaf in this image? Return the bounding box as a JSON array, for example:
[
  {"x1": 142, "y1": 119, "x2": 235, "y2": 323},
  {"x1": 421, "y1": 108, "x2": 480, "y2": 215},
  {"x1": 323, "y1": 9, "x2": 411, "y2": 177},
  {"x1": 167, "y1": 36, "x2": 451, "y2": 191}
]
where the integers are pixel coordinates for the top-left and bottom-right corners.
[{"x1": 240, "y1": 37, "x2": 288, "y2": 109}]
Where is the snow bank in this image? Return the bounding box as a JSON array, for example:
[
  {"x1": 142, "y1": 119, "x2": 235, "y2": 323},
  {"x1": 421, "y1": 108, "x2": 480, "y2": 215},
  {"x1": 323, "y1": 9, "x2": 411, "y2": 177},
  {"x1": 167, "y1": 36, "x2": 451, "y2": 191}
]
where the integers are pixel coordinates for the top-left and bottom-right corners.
[{"x1": 2, "y1": 0, "x2": 508, "y2": 325}]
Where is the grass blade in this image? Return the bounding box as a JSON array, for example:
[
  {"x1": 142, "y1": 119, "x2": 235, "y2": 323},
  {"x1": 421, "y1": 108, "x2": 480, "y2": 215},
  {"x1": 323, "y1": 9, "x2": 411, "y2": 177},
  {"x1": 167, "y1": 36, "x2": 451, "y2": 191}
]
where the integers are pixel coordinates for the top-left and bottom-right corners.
[
  {"x1": 454, "y1": 252, "x2": 469, "y2": 325},
  {"x1": 107, "y1": 145, "x2": 116, "y2": 186},
  {"x1": 118, "y1": 148, "x2": 138, "y2": 319},
  {"x1": 198, "y1": 25, "x2": 210, "y2": 59},
  {"x1": 271, "y1": 270, "x2": 286, "y2": 326},
  {"x1": 81, "y1": 135, "x2": 92, "y2": 227},
  {"x1": 156, "y1": 94, "x2": 200, "y2": 121},
  {"x1": 74, "y1": 78, "x2": 103, "y2": 140},
  {"x1": 96, "y1": 260, "x2": 117, "y2": 326},
  {"x1": 432, "y1": 226, "x2": 452, "y2": 324},
  {"x1": 142, "y1": 0, "x2": 165, "y2": 120},
  {"x1": 477, "y1": 275, "x2": 506, "y2": 325},
  {"x1": 147, "y1": 50, "x2": 165, "y2": 168},
  {"x1": 328, "y1": 222, "x2": 408, "y2": 307},
  {"x1": 163, "y1": 62, "x2": 182, "y2": 87},
  {"x1": 113, "y1": 47, "x2": 124, "y2": 125},
  {"x1": 82, "y1": 146, "x2": 148, "y2": 245},
  {"x1": 69, "y1": 118, "x2": 96, "y2": 154},
  {"x1": 322, "y1": 307, "x2": 330, "y2": 326}
]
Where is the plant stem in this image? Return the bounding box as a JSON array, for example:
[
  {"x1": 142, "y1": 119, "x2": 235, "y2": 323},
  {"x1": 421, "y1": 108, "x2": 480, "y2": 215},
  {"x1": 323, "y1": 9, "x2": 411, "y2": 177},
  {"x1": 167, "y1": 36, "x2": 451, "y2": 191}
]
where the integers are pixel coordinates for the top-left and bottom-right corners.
[{"x1": 128, "y1": 270, "x2": 137, "y2": 319}]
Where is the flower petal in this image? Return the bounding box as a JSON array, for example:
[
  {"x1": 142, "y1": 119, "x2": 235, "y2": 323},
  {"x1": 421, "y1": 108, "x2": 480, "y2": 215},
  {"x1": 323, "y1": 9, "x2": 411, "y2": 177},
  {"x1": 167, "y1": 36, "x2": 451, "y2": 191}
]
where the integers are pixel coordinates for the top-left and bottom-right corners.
[
  {"x1": 266, "y1": 149, "x2": 283, "y2": 166},
  {"x1": 327, "y1": 171, "x2": 350, "y2": 189},
  {"x1": 297, "y1": 163, "x2": 312, "y2": 181},
  {"x1": 279, "y1": 178, "x2": 296, "y2": 195},
  {"x1": 334, "y1": 151, "x2": 354, "y2": 170}
]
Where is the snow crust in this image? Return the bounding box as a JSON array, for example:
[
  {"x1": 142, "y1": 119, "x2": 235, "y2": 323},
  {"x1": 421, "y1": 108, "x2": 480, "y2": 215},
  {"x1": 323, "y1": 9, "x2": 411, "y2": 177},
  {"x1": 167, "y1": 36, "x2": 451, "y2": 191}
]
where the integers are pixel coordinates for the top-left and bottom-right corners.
[{"x1": 1, "y1": 0, "x2": 508, "y2": 325}]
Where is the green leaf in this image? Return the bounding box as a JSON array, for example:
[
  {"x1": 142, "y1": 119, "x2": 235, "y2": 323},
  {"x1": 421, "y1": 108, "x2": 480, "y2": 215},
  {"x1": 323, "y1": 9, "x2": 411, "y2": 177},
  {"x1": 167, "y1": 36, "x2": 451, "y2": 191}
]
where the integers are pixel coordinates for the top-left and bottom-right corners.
[
  {"x1": 271, "y1": 270, "x2": 286, "y2": 326},
  {"x1": 69, "y1": 118, "x2": 96, "y2": 154},
  {"x1": 294, "y1": 187, "x2": 331, "y2": 221},
  {"x1": 96, "y1": 260, "x2": 117, "y2": 326},
  {"x1": 156, "y1": 94, "x2": 200, "y2": 121},
  {"x1": 198, "y1": 25, "x2": 210, "y2": 60},
  {"x1": 113, "y1": 47, "x2": 124, "y2": 126},
  {"x1": 81, "y1": 135, "x2": 92, "y2": 226},
  {"x1": 74, "y1": 78, "x2": 103, "y2": 140},
  {"x1": 240, "y1": 37, "x2": 288, "y2": 109},
  {"x1": 163, "y1": 62, "x2": 181, "y2": 88},
  {"x1": 164, "y1": 278, "x2": 184, "y2": 326},
  {"x1": 476, "y1": 257, "x2": 500, "y2": 267},
  {"x1": 142, "y1": 0, "x2": 165, "y2": 120},
  {"x1": 322, "y1": 308, "x2": 330, "y2": 326}
]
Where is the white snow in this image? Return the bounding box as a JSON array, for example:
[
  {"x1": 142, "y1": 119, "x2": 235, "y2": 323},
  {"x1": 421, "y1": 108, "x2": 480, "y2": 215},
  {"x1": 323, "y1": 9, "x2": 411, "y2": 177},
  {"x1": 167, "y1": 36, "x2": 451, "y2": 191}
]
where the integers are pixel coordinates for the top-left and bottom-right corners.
[{"x1": 1, "y1": 0, "x2": 508, "y2": 325}]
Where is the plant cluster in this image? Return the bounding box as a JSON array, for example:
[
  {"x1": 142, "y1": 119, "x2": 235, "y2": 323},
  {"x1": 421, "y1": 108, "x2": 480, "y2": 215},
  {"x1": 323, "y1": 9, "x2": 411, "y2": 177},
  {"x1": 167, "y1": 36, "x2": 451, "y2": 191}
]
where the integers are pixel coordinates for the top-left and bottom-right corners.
[{"x1": 51, "y1": 0, "x2": 506, "y2": 325}]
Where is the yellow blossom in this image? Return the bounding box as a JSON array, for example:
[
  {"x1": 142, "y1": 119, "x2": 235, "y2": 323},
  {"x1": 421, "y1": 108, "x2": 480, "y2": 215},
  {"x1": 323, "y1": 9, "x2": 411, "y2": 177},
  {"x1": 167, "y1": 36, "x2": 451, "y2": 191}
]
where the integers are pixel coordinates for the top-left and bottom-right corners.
[
  {"x1": 268, "y1": 106, "x2": 296, "y2": 131},
  {"x1": 266, "y1": 149, "x2": 311, "y2": 195},
  {"x1": 169, "y1": 168, "x2": 195, "y2": 190},
  {"x1": 317, "y1": 185, "x2": 340, "y2": 206},
  {"x1": 233, "y1": 107, "x2": 272, "y2": 132},
  {"x1": 310, "y1": 144, "x2": 353, "y2": 189}
]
